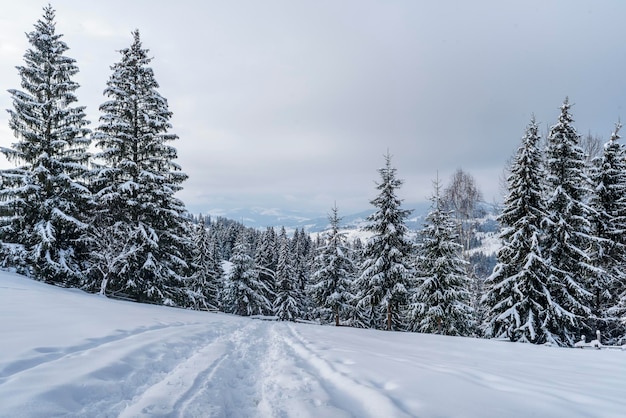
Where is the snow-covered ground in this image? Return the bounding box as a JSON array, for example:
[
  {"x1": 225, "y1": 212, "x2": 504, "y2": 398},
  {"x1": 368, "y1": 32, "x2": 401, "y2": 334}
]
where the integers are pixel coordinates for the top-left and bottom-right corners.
[{"x1": 1, "y1": 272, "x2": 625, "y2": 418}]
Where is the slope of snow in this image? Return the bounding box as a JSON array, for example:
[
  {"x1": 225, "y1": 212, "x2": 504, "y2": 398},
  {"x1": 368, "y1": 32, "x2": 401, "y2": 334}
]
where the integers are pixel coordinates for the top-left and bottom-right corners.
[
  {"x1": 467, "y1": 230, "x2": 501, "y2": 257},
  {"x1": 1, "y1": 271, "x2": 625, "y2": 418}
]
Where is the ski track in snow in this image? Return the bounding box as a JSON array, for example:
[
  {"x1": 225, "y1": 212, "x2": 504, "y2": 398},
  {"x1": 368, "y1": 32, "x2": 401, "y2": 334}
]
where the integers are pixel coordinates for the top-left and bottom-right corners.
[
  {"x1": 119, "y1": 321, "x2": 262, "y2": 418},
  {"x1": 1, "y1": 317, "x2": 414, "y2": 418},
  {"x1": 1, "y1": 321, "x2": 231, "y2": 417},
  {"x1": 280, "y1": 324, "x2": 411, "y2": 417},
  {"x1": 0, "y1": 323, "x2": 179, "y2": 384}
]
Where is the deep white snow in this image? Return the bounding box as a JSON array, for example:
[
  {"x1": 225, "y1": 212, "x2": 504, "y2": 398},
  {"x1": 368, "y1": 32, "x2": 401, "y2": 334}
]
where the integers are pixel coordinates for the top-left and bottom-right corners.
[{"x1": 1, "y1": 271, "x2": 625, "y2": 418}]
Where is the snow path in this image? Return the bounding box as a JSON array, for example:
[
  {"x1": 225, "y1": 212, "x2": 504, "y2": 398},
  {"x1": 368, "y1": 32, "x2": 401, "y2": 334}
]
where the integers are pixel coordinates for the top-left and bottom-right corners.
[
  {"x1": 1, "y1": 273, "x2": 626, "y2": 417},
  {"x1": 1, "y1": 319, "x2": 412, "y2": 417},
  {"x1": 2, "y1": 321, "x2": 233, "y2": 417},
  {"x1": 281, "y1": 324, "x2": 411, "y2": 417}
]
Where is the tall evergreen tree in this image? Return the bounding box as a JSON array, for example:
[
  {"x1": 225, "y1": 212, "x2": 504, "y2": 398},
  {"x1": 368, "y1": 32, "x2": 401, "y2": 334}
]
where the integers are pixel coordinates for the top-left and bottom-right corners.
[
  {"x1": 0, "y1": 5, "x2": 92, "y2": 285},
  {"x1": 274, "y1": 228, "x2": 302, "y2": 321},
  {"x1": 589, "y1": 123, "x2": 626, "y2": 339},
  {"x1": 310, "y1": 205, "x2": 355, "y2": 326},
  {"x1": 542, "y1": 98, "x2": 596, "y2": 346},
  {"x1": 208, "y1": 238, "x2": 226, "y2": 309},
  {"x1": 187, "y1": 216, "x2": 222, "y2": 310},
  {"x1": 344, "y1": 237, "x2": 368, "y2": 328},
  {"x1": 292, "y1": 228, "x2": 313, "y2": 318},
  {"x1": 483, "y1": 117, "x2": 553, "y2": 343},
  {"x1": 254, "y1": 227, "x2": 278, "y2": 315},
  {"x1": 91, "y1": 30, "x2": 190, "y2": 305},
  {"x1": 223, "y1": 232, "x2": 271, "y2": 316},
  {"x1": 408, "y1": 177, "x2": 473, "y2": 335},
  {"x1": 354, "y1": 152, "x2": 414, "y2": 330}
]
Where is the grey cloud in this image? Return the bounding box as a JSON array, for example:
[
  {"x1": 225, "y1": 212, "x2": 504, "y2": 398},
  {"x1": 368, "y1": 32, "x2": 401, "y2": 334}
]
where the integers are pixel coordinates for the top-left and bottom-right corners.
[{"x1": 1, "y1": 0, "x2": 625, "y2": 216}]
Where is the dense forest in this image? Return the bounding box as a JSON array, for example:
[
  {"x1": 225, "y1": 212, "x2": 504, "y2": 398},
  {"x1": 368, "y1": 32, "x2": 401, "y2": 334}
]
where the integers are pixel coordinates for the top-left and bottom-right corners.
[{"x1": 1, "y1": 6, "x2": 625, "y2": 348}]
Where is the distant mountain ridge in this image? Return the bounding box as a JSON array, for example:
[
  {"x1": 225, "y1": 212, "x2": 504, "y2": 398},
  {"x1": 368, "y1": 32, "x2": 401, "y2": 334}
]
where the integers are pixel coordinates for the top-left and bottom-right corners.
[
  {"x1": 205, "y1": 202, "x2": 500, "y2": 245},
  {"x1": 206, "y1": 203, "x2": 433, "y2": 232}
]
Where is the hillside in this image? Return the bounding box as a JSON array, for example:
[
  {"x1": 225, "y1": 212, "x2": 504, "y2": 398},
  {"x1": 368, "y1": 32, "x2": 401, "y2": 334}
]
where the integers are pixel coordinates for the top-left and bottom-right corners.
[
  {"x1": 206, "y1": 203, "x2": 433, "y2": 232},
  {"x1": 1, "y1": 272, "x2": 624, "y2": 417}
]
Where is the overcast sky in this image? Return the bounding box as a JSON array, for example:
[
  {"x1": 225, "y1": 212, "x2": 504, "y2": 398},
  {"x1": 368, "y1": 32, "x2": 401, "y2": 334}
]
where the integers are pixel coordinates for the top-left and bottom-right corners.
[{"x1": 1, "y1": 1, "x2": 625, "y2": 217}]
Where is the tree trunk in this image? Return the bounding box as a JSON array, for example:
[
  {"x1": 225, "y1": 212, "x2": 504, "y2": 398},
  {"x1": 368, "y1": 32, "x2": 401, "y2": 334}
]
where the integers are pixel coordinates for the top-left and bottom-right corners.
[
  {"x1": 99, "y1": 275, "x2": 109, "y2": 296},
  {"x1": 335, "y1": 306, "x2": 339, "y2": 326},
  {"x1": 387, "y1": 305, "x2": 392, "y2": 330}
]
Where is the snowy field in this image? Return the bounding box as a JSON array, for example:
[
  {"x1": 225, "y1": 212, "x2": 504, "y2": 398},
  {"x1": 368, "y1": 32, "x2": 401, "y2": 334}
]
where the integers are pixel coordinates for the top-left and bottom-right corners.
[{"x1": 1, "y1": 272, "x2": 625, "y2": 418}]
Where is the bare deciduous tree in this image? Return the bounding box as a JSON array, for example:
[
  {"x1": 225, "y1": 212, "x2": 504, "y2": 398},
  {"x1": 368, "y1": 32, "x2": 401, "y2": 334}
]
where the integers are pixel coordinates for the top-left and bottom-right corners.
[
  {"x1": 442, "y1": 169, "x2": 484, "y2": 251},
  {"x1": 581, "y1": 131, "x2": 603, "y2": 164}
]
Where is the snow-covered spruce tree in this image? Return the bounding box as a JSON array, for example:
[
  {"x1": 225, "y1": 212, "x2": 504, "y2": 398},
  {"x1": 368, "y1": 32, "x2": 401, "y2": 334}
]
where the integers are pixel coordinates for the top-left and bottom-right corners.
[
  {"x1": 90, "y1": 30, "x2": 191, "y2": 305},
  {"x1": 220, "y1": 222, "x2": 244, "y2": 261},
  {"x1": 254, "y1": 227, "x2": 278, "y2": 315},
  {"x1": 187, "y1": 215, "x2": 223, "y2": 311},
  {"x1": 354, "y1": 152, "x2": 414, "y2": 330},
  {"x1": 310, "y1": 204, "x2": 355, "y2": 326},
  {"x1": 274, "y1": 228, "x2": 302, "y2": 321},
  {"x1": 204, "y1": 224, "x2": 226, "y2": 309},
  {"x1": 0, "y1": 5, "x2": 92, "y2": 285},
  {"x1": 541, "y1": 98, "x2": 597, "y2": 346},
  {"x1": 482, "y1": 116, "x2": 553, "y2": 343},
  {"x1": 208, "y1": 237, "x2": 226, "y2": 309},
  {"x1": 344, "y1": 237, "x2": 369, "y2": 327},
  {"x1": 408, "y1": 176, "x2": 473, "y2": 335},
  {"x1": 223, "y1": 232, "x2": 271, "y2": 316},
  {"x1": 589, "y1": 123, "x2": 626, "y2": 340},
  {"x1": 292, "y1": 228, "x2": 314, "y2": 318},
  {"x1": 441, "y1": 169, "x2": 485, "y2": 329}
]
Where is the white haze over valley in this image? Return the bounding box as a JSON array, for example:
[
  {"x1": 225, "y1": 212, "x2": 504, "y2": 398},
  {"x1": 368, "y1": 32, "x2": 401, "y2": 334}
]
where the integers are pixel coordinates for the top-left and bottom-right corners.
[{"x1": 1, "y1": 272, "x2": 624, "y2": 417}]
